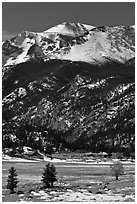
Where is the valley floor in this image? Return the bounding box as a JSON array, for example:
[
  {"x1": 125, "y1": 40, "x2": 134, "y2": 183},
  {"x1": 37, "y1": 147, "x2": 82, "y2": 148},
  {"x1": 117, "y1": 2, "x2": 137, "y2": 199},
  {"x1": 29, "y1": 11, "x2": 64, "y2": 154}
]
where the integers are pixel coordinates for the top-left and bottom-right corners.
[{"x1": 2, "y1": 155, "x2": 135, "y2": 202}]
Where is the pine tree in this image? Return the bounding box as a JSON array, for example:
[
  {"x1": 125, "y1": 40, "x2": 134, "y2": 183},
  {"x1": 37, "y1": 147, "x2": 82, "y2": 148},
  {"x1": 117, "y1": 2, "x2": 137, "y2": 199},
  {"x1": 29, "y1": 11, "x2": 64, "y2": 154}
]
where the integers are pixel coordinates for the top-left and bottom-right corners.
[
  {"x1": 7, "y1": 167, "x2": 19, "y2": 194},
  {"x1": 41, "y1": 163, "x2": 57, "y2": 188}
]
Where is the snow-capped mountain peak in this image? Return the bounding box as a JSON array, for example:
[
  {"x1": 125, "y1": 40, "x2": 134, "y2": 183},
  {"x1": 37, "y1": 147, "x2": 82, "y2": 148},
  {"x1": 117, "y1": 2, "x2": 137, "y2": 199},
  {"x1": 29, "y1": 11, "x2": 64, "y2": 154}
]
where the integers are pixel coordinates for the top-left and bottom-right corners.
[{"x1": 2, "y1": 23, "x2": 135, "y2": 67}]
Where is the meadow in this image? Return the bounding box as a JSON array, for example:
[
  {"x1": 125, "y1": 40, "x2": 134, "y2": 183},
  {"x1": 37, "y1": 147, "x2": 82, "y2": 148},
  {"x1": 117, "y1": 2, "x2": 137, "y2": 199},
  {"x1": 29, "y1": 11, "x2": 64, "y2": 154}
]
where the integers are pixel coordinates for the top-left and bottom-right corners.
[{"x1": 2, "y1": 158, "x2": 135, "y2": 202}]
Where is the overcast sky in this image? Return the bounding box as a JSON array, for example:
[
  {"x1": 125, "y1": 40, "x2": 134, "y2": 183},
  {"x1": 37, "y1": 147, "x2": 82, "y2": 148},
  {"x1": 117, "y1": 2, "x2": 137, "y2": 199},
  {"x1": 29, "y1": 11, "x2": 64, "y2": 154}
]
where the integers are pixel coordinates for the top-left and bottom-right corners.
[{"x1": 2, "y1": 2, "x2": 135, "y2": 41}]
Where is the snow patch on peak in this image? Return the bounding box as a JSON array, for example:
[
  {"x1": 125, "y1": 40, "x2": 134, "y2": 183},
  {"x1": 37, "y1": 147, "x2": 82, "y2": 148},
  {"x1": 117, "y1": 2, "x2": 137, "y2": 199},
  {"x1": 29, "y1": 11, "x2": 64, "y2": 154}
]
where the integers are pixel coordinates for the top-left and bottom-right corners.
[
  {"x1": 131, "y1": 25, "x2": 135, "y2": 29},
  {"x1": 44, "y1": 22, "x2": 94, "y2": 36},
  {"x1": 82, "y1": 24, "x2": 95, "y2": 31},
  {"x1": 35, "y1": 34, "x2": 41, "y2": 46}
]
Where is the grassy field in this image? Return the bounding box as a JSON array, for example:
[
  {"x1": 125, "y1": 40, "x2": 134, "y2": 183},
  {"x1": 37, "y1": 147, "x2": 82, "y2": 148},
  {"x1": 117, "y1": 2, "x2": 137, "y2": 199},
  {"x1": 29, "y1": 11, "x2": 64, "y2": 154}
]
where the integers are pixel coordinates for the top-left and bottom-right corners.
[{"x1": 2, "y1": 159, "x2": 135, "y2": 202}]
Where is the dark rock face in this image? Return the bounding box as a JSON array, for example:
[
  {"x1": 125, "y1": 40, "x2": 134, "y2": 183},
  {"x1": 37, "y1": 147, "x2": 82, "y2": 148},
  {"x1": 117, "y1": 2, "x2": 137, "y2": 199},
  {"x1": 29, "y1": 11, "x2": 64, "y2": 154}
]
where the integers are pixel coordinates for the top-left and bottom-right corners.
[{"x1": 2, "y1": 59, "x2": 135, "y2": 153}]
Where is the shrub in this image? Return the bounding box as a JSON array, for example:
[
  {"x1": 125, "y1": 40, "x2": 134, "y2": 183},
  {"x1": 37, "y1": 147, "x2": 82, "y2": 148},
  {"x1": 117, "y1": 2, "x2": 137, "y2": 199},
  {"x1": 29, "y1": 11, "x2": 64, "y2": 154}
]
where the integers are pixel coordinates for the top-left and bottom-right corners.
[
  {"x1": 110, "y1": 161, "x2": 124, "y2": 180},
  {"x1": 44, "y1": 143, "x2": 54, "y2": 156},
  {"x1": 41, "y1": 163, "x2": 57, "y2": 188},
  {"x1": 7, "y1": 167, "x2": 19, "y2": 194},
  {"x1": 116, "y1": 152, "x2": 124, "y2": 160}
]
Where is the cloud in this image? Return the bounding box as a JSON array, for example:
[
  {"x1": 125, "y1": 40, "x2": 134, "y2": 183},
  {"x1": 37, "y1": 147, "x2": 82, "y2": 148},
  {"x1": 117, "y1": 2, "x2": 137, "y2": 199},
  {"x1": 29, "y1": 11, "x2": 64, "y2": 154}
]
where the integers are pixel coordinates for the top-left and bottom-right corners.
[{"x1": 2, "y1": 30, "x2": 17, "y2": 41}]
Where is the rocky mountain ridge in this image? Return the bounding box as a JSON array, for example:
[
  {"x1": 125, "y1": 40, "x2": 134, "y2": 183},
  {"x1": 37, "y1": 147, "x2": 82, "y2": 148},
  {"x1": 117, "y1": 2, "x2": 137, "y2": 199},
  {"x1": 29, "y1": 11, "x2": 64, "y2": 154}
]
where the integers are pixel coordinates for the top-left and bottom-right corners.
[{"x1": 2, "y1": 22, "x2": 135, "y2": 67}]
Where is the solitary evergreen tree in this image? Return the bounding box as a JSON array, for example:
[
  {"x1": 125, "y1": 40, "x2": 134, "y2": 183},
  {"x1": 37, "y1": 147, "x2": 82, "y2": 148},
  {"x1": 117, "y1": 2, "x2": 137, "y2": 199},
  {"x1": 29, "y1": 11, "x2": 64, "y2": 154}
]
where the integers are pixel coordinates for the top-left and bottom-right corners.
[
  {"x1": 7, "y1": 167, "x2": 19, "y2": 194},
  {"x1": 41, "y1": 163, "x2": 57, "y2": 188}
]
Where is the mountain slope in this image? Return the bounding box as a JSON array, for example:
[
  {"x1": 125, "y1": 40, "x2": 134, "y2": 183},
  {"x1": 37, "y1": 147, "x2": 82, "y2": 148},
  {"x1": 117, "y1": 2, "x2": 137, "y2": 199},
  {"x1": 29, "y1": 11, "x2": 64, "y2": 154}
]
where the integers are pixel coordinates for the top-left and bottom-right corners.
[
  {"x1": 63, "y1": 26, "x2": 135, "y2": 63},
  {"x1": 2, "y1": 59, "x2": 135, "y2": 153}
]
